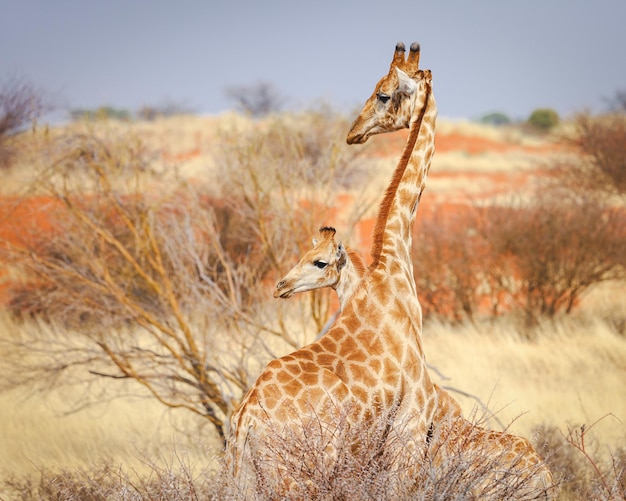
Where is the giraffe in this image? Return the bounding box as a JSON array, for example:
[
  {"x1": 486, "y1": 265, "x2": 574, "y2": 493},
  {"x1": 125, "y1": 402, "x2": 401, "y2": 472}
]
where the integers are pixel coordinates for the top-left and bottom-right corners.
[
  {"x1": 274, "y1": 225, "x2": 463, "y2": 419},
  {"x1": 345, "y1": 40, "x2": 556, "y2": 499},
  {"x1": 275, "y1": 226, "x2": 558, "y2": 498},
  {"x1": 226, "y1": 42, "x2": 443, "y2": 497}
]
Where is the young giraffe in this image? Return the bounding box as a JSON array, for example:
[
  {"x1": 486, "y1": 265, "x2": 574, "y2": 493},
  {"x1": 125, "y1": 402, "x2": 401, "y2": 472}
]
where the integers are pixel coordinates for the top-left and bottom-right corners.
[
  {"x1": 275, "y1": 226, "x2": 558, "y2": 498},
  {"x1": 274, "y1": 225, "x2": 367, "y2": 338},
  {"x1": 274, "y1": 226, "x2": 366, "y2": 312},
  {"x1": 227, "y1": 43, "x2": 443, "y2": 496},
  {"x1": 274, "y1": 225, "x2": 462, "y2": 419}
]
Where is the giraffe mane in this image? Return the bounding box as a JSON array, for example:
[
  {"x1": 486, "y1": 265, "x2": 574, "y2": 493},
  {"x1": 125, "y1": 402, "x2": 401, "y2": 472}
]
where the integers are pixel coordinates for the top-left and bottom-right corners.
[
  {"x1": 346, "y1": 248, "x2": 366, "y2": 277},
  {"x1": 369, "y1": 80, "x2": 432, "y2": 269}
]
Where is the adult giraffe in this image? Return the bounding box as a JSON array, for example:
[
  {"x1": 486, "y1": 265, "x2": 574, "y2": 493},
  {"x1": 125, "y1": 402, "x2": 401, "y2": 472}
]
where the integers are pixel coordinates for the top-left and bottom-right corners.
[
  {"x1": 345, "y1": 40, "x2": 556, "y2": 499},
  {"x1": 226, "y1": 42, "x2": 443, "y2": 497}
]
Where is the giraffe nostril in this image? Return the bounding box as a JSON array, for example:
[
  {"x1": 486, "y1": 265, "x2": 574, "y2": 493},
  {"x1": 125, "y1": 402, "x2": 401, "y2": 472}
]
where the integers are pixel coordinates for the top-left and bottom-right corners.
[{"x1": 276, "y1": 280, "x2": 286, "y2": 289}]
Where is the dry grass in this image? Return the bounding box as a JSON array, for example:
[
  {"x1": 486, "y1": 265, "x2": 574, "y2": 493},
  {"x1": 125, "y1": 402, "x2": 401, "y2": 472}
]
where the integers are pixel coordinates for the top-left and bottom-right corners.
[
  {"x1": 1, "y1": 301, "x2": 625, "y2": 497},
  {"x1": 424, "y1": 291, "x2": 626, "y2": 450},
  {"x1": 0, "y1": 317, "x2": 218, "y2": 486}
]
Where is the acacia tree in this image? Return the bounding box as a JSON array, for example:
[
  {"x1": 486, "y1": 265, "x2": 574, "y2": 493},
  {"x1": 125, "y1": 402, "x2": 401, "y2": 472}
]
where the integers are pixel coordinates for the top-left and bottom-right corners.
[
  {"x1": 0, "y1": 108, "x2": 372, "y2": 443},
  {"x1": 1, "y1": 136, "x2": 268, "y2": 443}
]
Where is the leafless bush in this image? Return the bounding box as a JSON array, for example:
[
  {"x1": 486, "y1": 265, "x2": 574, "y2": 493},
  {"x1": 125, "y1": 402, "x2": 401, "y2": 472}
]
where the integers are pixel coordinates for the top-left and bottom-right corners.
[
  {"x1": 484, "y1": 189, "x2": 626, "y2": 327},
  {"x1": 533, "y1": 417, "x2": 626, "y2": 501},
  {"x1": 214, "y1": 408, "x2": 557, "y2": 500},
  {"x1": 0, "y1": 129, "x2": 288, "y2": 443},
  {"x1": 413, "y1": 206, "x2": 488, "y2": 323},
  {"x1": 0, "y1": 110, "x2": 373, "y2": 445},
  {"x1": 0, "y1": 74, "x2": 51, "y2": 168},
  {"x1": 224, "y1": 81, "x2": 284, "y2": 117},
  {"x1": 137, "y1": 98, "x2": 196, "y2": 121},
  {"x1": 605, "y1": 89, "x2": 626, "y2": 113},
  {"x1": 556, "y1": 113, "x2": 626, "y2": 195}
]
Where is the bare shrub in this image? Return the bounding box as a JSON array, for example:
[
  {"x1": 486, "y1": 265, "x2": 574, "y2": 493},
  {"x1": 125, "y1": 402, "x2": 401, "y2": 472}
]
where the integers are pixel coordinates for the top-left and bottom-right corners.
[
  {"x1": 605, "y1": 89, "x2": 626, "y2": 113},
  {"x1": 0, "y1": 129, "x2": 284, "y2": 443},
  {"x1": 224, "y1": 81, "x2": 284, "y2": 117},
  {"x1": 0, "y1": 74, "x2": 51, "y2": 168},
  {"x1": 412, "y1": 206, "x2": 488, "y2": 323},
  {"x1": 137, "y1": 99, "x2": 196, "y2": 120},
  {"x1": 220, "y1": 407, "x2": 557, "y2": 500},
  {"x1": 556, "y1": 113, "x2": 626, "y2": 195},
  {"x1": 483, "y1": 189, "x2": 626, "y2": 327},
  {"x1": 533, "y1": 418, "x2": 626, "y2": 501},
  {"x1": 0, "y1": 109, "x2": 373, "y2": 445}
]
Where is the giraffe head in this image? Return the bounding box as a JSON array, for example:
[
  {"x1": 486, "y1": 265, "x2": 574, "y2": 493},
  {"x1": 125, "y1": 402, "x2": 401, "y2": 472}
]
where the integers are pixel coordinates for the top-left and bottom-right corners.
[
  {"x1": 274, "y1": 227, "x2": 348, "y2": 298},
  {"x1": 347, "y1": 42, "x2": 431, "y2": 145}
]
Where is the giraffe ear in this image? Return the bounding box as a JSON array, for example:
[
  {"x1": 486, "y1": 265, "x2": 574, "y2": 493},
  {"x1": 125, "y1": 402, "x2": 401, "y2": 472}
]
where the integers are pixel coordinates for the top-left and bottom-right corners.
[
  {"x1": 395, "y1": 67, "x2": 417, "y2": 95},
  {"x1": 336, "y1": 243, "x2": 347, "y2": 271}
]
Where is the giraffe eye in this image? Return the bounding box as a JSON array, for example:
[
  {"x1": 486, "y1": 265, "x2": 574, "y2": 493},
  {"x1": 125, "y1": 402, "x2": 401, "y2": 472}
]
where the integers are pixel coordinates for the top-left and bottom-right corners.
[
  {"x1": 376, "y1": 92, "x2": 391, "y2": 104},
  {"x1": 313, "y1": 260, "x2": 328, "y2": 269}
]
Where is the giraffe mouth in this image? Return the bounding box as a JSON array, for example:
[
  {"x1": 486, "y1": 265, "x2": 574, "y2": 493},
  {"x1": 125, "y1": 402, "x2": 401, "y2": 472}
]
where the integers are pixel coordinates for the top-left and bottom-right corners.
[
  {"x1": 274, "y1": 288, "x2": 294, "y2": 299},
  {"x1": 346, "y1": 133, "x2": 368, "y2": 145}
]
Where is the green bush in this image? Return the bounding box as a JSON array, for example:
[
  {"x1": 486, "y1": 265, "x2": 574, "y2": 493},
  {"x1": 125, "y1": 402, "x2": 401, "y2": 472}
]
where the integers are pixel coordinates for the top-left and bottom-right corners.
[
  {"x1": 528, "y1": 108, "x2": 560, "y2": 131},
  {"x1": 479, "y1": 111, "x2": 512, "y2": 126}
]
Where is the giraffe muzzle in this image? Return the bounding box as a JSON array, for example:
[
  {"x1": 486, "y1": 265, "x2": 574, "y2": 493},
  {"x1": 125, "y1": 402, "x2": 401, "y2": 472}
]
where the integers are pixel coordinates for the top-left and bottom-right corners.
[{"x1": 274, "y1": 280, "x2": 294, "y2": 299}]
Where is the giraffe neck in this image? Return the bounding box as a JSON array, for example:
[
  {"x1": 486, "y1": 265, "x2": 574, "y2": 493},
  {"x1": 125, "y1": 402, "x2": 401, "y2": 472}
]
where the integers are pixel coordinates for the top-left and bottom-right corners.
[
  {"x1": 334, "y1": 248, "x2": 366, "y2": 310},
  {"x1": 369, "y1": 84, "x2": 436, "y2": 279}
]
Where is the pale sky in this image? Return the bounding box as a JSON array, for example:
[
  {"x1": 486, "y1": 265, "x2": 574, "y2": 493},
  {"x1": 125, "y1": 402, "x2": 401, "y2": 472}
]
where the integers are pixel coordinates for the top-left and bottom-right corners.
[{"x1": 1, "y1": 0, "x2": 625, "y2": 122}]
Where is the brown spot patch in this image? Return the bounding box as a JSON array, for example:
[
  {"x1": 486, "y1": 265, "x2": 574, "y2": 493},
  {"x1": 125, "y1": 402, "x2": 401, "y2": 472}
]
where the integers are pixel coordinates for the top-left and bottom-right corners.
[
  {"x1": 285, "y1": 362, "x2": 302, "y2": 376},
  {"x1": 284, "y1": 379, "x2": 303, "y2": 398},
  {"x1": 354, "y1": 365, "x2": 377, "y2": 387},
  {"x1": 319, "y1": 336, "x2": 337, "y2": 352},
  {"x1": 299, "y1": 360, "x2": 318, "y2": 373},
  {"x1": 306, "y1": 387, "x2": 325, "y2": 405},
  {"x1": 341, "y1": 313, "x2": 362, "y2": 333},
  {"x1": 279, "y1": 370, "x2": 297, "y2": 384},
  {"x1": 363, "y1": 333, "x2": 384, "y2": 354},
  {"x1": 301, "y1": 371, "x2": 319, "y2": 386},
  {"x1": 258, "y1": 370, "x2": 274, "y2": 384},
  {"x1": 351, "y1": 384, "x2": 370, "y2": 404},
  {"x1": 317, "y1": 353, "x2": 337, "y2": 367},
  {"x1": 338, "y1": 336, "x2": 358, "y2": 357}
]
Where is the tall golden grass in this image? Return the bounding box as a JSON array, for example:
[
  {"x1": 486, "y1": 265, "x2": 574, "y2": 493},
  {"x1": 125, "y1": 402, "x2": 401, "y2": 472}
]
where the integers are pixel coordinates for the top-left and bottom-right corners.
[{"x1": 1, "y1": 293, "x2": 624, "y2": 482}]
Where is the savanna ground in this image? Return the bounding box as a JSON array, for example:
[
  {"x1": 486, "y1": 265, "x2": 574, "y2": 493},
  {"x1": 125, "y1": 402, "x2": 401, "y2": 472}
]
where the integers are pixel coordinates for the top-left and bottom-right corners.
[{"x1": 0, "y1": 111, "x2": 624, "y2": 499}]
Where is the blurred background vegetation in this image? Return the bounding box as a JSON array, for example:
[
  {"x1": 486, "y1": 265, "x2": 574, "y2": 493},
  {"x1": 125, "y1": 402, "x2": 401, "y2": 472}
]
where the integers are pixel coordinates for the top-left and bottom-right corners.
[{"x1": 0, "y1": 77, "x2": 625, "y2": 499}]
